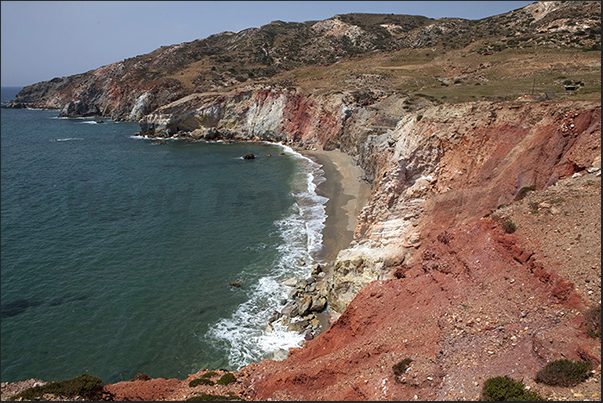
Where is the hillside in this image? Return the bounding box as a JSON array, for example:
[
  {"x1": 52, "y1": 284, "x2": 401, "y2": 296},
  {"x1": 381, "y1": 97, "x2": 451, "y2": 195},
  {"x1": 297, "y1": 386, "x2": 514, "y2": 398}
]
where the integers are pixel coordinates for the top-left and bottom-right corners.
[
  {"x1": 6, "y1": 0, "x2": 600, "y2": 119},
  {"x1": 1, "y1": 1, "x2": 601, "y2": 401}
]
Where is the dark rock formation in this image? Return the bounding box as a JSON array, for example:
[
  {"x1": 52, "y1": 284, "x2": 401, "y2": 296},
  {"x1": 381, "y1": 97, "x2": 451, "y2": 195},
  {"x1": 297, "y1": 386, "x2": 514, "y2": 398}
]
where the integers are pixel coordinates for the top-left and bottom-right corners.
[{"x1": 59, "y1": 100, "x2": 100, "y2": 118}]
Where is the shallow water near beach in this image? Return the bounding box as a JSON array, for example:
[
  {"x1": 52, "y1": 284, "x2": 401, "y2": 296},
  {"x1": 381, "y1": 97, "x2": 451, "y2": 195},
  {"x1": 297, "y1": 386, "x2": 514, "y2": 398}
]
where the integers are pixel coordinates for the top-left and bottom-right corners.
[{"x1": 1, "y1": 87, "x2": 327, "y2": 383}]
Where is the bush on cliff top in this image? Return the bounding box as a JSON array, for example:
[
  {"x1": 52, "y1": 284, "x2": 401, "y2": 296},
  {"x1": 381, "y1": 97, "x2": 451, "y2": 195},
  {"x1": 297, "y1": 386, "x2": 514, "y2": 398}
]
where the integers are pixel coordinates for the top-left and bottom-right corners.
[
  {"x1": 135, "y1": 372, "x2": 150, "y2": 381},
  {"x1": 534, "y1": 359, "x2": 592, "y2": 387},
  {"x1": 584, "y1": 304, "x2": 601, "y2": 338},
  {"x1": 189, "y1": 378, "x2": 215, "y2": 387},
  {"x1": 514, "y1": 185, "x2": 536, "y2": 201},
  {"x1": 481, "y1": 375, "x2": 545, "y2": 401},
  {"x1": 216, "y1": 372, "x2": 237, "y2": 385},
  {"x1": 392, "y1": 358, "x2": 413, "y2": 376},
  {"x1": 9, "y1": 374, "x2": 104, "y2": 401},
  {"x1": 501, "y1": 218, "x2": 517, "y2": 234}
]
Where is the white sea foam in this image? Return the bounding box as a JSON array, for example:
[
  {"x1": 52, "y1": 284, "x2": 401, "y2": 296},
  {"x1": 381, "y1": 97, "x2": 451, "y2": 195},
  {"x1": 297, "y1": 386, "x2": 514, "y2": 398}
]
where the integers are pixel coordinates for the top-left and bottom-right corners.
[
  {"x1": 53, "y1": 138, "x2": 83, "y2": 142},
  {"x1": 204, "y1": 143, "x2": 328, "y2": 369}
]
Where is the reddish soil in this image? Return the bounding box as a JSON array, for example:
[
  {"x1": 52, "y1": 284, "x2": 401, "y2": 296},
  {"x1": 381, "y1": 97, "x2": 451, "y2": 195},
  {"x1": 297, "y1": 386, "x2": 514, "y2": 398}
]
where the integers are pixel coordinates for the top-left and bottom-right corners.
[{"x1": 235, "y1": 200, "x2": 600, "y2": 401}]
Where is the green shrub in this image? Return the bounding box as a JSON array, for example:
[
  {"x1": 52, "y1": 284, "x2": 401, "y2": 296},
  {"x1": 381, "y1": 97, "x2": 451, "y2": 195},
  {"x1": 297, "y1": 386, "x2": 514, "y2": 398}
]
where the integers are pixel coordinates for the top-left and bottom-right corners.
[
  {"x1": 528, "y1": 201, "x2": 540, "y2": 214},
  {"x1": 501, "y1": 218, "x2": 517, "y2": 234},
  {"x1": 135, "y1": 373, "x2": 150, "y2": 381},
  {"x1": 216, "y1": 372, "x2": 237, "y2": 385},
  {"x1": 189, "y1": 378, "x2": 215, "y2": 387},
  {"x1": 584, "y1": 304, "x2": 601, "y2": 338},
  {"x1": 392, "y1": 358, "x2": 413, "y2": 376},
  {"x1": 514, "y1": 185, "x2": 536, "y2": 201},
  {"x1": 481, "y1": 375, "x2": 545, "y2": 401},
  {"x1": 535, "y1": 359, "x2": 592, "y2": 386},
  {"x1": 201, "y1": 371, "x2": 218, "y2": 379},
  {"x1": 9, "y1": 374, "x2": 104, "y2": 401}
]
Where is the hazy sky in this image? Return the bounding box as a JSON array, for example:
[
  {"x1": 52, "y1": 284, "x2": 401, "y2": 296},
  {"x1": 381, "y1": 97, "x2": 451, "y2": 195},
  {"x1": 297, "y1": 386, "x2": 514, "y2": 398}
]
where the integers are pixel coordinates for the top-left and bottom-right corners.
[{"x1": 1, "y1": 1, "x2": 534, "y2": 87}]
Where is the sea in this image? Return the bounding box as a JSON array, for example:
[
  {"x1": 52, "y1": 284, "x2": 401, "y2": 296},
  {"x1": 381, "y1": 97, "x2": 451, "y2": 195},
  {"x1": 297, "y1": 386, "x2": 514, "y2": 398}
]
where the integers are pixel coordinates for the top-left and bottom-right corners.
[{"x1": 0, "y1": 86, "x2": 328, "y2": 384}]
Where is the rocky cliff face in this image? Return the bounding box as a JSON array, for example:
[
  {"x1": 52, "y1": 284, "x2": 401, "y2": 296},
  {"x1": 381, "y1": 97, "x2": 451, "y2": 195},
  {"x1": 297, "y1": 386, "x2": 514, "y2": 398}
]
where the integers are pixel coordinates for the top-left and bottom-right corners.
[
  {"x1": 138, "y1": 87, "x2": 600, "y2": 325},
  {"x1": 138, "y1": 87, "x2": 345, "y2": 147},
  {"x1": 12, "y1": 63, "x2": 185, "y2": 121},
  {"x1": 327, "y1": 100, "x2": 601, "y2": 316},
  {"x1": 233, "y1": 98, "x2": 600, "y2": 402}
]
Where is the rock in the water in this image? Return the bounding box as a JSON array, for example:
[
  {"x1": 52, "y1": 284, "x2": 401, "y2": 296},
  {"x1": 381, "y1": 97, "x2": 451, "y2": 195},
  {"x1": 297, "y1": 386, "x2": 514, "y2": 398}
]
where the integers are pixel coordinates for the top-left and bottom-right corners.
[
  {"x1": 268, "y1": 310, "x2": 281, "y2": 323},
  {"x1": 287, "y1": 319, "x2": 309, "y2": 333},
  {"x1": 243, "y1": 153, "x2": 255, "y2": 159},
  {"x1": 281, "y1": 304, "x2": 298, "y2": 317},
  {"x1": 282, "y1": 277, "x2": 299, "y2": 287}
]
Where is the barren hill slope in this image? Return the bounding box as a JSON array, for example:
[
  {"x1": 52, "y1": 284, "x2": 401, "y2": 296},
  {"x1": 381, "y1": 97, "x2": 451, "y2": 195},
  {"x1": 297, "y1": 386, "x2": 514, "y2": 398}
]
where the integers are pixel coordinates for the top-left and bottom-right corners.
[{"x1": 7, "y1": 1, "x2": 600, "y2": 119}]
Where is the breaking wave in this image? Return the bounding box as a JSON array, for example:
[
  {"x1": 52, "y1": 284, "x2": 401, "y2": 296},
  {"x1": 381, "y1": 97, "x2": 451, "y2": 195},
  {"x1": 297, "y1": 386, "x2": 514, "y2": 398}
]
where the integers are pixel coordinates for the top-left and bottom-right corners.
[{"x1": 204, "y1": 144, "x2": 328, "y2": 369}]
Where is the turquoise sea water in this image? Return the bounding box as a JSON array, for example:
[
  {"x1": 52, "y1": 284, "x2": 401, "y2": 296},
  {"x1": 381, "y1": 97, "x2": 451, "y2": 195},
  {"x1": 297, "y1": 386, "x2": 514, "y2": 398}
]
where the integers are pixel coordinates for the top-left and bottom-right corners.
[{"x1": 0, "y1": 87, "x2": 327, "y2": 383}]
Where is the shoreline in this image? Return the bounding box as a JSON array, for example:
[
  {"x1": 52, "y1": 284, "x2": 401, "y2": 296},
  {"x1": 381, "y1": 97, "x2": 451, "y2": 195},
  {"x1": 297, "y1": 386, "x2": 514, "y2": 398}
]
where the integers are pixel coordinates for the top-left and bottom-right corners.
[
  {"x1": 276, "y1": 144, "x2": 372, "y2": 335},
  {"x1": 300, "y1": 146, "x2": 372, "y2": 263},
  {"x1": 123, "y1": 135, "x2": 370, "y2": 338},
  {"x1": 130, "y1": 134, "x2": 371, "y2": 263}
]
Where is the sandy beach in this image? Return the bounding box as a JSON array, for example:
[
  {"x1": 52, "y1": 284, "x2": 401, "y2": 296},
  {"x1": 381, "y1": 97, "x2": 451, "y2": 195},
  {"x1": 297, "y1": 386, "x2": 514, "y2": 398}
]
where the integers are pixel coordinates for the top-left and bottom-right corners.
[{"x1": 302, "y1": 146, "x2": 372, "y2": 262}]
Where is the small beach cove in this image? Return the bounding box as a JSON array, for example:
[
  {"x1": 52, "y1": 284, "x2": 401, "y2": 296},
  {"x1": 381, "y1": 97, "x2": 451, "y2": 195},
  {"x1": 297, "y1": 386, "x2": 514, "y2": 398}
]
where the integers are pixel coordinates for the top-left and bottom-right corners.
[{"x1": 112, "y1": 135, "x2": 374, "y2": 366}]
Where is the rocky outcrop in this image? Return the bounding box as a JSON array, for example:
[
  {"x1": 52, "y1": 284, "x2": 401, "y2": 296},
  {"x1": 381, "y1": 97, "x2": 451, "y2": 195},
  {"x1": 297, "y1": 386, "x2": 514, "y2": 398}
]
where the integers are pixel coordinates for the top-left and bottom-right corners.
[
  {"x1": 59, "y1": 100, "x2": 101, "y2": 117},
  {"x1": 11, "y1": 63, "x2": 186, "y2": 121},
  {"x1": 138, "y1": 87, "x2": 347, "y2": 147}
]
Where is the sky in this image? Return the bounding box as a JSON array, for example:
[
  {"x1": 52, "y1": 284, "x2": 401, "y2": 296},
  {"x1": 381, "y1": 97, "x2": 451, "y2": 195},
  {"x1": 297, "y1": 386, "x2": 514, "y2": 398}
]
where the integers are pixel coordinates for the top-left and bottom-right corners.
[{"x1": 1, "y1": 1, "x2": 535, "y2": 87}]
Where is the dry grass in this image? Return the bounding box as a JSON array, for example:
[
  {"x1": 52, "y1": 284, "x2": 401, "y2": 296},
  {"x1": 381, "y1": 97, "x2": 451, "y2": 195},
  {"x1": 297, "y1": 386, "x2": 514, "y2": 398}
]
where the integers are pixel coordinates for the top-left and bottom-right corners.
[
  {"x1": 257, "y1": 44, "x2": 601, "y2": 103},
  {"x1": 158, "y1": 14, "x2": 600, "y2": 104}
]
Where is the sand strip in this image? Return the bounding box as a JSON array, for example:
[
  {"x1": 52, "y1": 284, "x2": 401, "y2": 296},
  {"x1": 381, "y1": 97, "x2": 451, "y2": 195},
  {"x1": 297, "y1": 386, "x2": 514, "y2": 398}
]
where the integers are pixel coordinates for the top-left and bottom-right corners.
[{"x1": 301, "y1": 146, "x2": 372, "y2": 262}]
